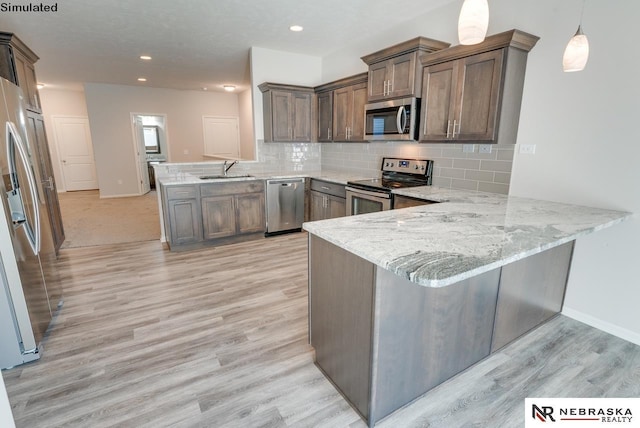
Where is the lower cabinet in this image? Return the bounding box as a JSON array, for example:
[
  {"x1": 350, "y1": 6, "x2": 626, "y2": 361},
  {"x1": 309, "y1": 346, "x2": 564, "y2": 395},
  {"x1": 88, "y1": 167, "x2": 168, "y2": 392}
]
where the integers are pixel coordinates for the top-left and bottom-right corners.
[
  {"x1": 167, "y1": 198, "x2": 201, "y2": 245},
  {"x1": 309, "y1": 179, "x2": 346, "y2": 221},
  {"x1": 163, "y1": 180, "x2": 265, "y2": 251},
  {"x1": 202, "y1": 195, "x2": 236, "y2": 239}
]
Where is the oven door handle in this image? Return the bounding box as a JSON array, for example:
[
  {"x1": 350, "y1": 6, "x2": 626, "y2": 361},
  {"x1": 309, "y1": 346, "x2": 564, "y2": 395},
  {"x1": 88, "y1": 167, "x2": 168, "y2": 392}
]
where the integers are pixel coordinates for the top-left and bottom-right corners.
[
  {"x1": 396, "y1": 106, "x2": 407, "y2": 134},
  {"x1": 345, "y1": 186, "x2": 391, "y2": 199}
]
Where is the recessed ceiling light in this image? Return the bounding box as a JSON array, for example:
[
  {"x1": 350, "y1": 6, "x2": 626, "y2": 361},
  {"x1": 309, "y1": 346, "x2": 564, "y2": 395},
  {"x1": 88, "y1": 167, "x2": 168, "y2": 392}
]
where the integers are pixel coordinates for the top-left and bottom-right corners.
[
  {"x1": 202, "y1": 87, "x2": 208, "y2": 91},
  {"x1": 137, "y1": 77, "x2": 147, "y2": 82},
  {"x1": 223, "y1": 85, "x2": 236, "y2": 92},
  {"x1": 140, "y1": 55, "x2": 152, "y2": 60},
  {"x1": 36, "y1": 83, "x2": 45, "y2": 90},
  {"x1": 289, "y1": 25, "x2": 303, "y2": 32}
]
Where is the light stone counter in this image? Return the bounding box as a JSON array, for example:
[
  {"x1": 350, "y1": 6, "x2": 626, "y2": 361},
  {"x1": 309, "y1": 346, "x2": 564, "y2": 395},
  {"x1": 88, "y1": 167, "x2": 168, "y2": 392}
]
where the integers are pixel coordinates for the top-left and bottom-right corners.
[
  {"x1": 303, "y1": 187, "x2": 631, "y2": 287},
  {"x1": 157, "y1": 170, "x2": 374, "y2": 187}
]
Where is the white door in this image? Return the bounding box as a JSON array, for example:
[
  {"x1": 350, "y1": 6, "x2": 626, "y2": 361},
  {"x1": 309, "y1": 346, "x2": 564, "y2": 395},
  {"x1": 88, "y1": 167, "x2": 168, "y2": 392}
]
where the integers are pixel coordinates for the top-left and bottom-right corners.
[
  {"x1": 203, "y1": 117, "x2": 240, "y2": 158},
  {"x1": 132, "y1": 117, "x2": 150, "y2": 195},
  {"x1": 52, "y1": 116, "x2": 98, "y2": 191}
]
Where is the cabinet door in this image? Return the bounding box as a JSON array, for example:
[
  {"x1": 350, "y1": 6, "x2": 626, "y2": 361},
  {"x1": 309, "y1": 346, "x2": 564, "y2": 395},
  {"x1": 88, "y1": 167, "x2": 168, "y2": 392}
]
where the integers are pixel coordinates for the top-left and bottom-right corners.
[
  {"x1": 455, "y1": 49, "x2": 504, "y2": 142},
  {"x1": 388, "y1": 52, "x2": 416, "y2": 99},
  {"x1": 310, "y1": 191, "x2": 326, "y2": 221},
  {"x1": 13, "y1": 50, "x2": 40, "y2": 112},
  {"x1": 333, "y1": 86, "x2": 350, "y2": 141},
  {"x1": 271, "y1": 91, "x2": 292, "y2": 141},
  {"x1": 367, "y1": 61, "x2": 389, "y2": 101},
  {"x1": 420, "y1": 61, "x2": 458, "y2": 141},
  {"x1": 317, "y1": 91, "x2": 333, "y2": 142},
  {"x1": 202, "y1": 196, "x2": 236, "y2": 240},
  {"x1": 349, "y1": 83, "x2": 368, "y2": 141},
  {"x1": 292, "y1": 91, "x2": 312, "y2": 142},
  {"x1": 327, "y1": 195, "x2": 346, "y2": 219},
  {"x1": 168, "y1": 199, "x2": 201, "y2": 245},
  {"x1": 236, "y1": 193, "x2": 265, "y2": 234}
]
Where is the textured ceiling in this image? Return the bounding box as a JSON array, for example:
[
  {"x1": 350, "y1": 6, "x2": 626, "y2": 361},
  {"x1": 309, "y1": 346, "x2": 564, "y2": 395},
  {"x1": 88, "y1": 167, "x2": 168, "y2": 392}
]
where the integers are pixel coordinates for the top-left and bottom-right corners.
[{"x1": 0, "y1": 0, "x2": 456, "y2": 92}]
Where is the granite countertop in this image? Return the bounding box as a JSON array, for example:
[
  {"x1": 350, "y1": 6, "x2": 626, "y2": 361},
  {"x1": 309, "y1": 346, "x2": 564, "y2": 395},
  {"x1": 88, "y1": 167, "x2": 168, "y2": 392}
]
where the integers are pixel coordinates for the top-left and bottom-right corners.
[
  {"x1": 157, "y1": 170, "x2": 374, "y2": 186},
  {"x1": 303, "y1": 187, "x2": 631, "y2": 288}
]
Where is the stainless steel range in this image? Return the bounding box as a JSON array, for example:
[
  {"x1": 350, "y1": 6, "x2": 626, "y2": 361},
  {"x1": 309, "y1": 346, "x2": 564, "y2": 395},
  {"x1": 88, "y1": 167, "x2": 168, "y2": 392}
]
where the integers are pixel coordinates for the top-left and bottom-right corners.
[{"x1": 345, "y1": 157, "x2": 434, "y2": 215}]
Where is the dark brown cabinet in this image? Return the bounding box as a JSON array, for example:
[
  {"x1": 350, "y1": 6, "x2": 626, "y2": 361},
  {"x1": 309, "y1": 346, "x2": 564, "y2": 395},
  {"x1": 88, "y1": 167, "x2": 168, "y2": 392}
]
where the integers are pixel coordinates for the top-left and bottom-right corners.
[
  {"x1": 314, "y1": 73, "x2": 368, "y2": 143},
  {"x1": 259, "y1": 83, "x2": 314, "y2": 142},
  {"x1": 361, "y1": 37, "x2": 450, "y2": 102},
  {"x1": 333, "y1": 82, "x2": 367, "y2": 141},
  {"x1": 163, "y1": 180, "x2": 265, "y2": 251},
  {"x1": 421, "y1": 50, "x2": 503, "y2": 142},
  {"x1": 317, "y1": 91, "x2": 333, "y2": 142},
  {"x1": 419, "y1": 29, "x2": 539, "y2": 144},
  {"x1": 309, "y1": 179, "x2": 346, "y2": 221},
  {"x1": 0, "y1": 32, "x2": 41, "y2": 112}
]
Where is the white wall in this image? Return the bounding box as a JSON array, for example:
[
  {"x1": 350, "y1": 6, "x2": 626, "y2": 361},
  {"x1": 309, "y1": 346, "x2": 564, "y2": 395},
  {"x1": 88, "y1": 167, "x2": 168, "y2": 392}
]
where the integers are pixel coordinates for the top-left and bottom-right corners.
[
  {"x1": 84, "y1": 84, "x2": 243, "y2": 197},
  {"x1": 38, "y1": 88, "x2": 91, "y2": 192},
  {"x1": 250, "y1": 47, "x2": 322, "y2": 142},
  {"x1": 0, "y1": 372, "x2": 15, "y2": 427},
  {"x1": 237, "y1": 89, "x2": 255, "y2": 160},
  {"x1": 322, "y1": 0, "x2": 640, "y2": 343}
]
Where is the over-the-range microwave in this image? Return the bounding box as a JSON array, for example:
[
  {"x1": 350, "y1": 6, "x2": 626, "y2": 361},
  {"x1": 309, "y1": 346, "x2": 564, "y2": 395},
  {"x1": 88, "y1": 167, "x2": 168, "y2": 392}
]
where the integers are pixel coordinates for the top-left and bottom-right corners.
[{"x1": 364, "y1": 97, "x2": 420, "y2": 141}]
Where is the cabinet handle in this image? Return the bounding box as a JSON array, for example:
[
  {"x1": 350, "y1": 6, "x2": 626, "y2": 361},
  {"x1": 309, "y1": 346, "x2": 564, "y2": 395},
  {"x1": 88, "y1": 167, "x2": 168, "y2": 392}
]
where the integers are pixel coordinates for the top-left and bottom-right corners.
[
  {"x1": 383, "y1": 80, "x2": 388, "y2": 96},
  {"x1": 321, "y1": 186, "x2": 330, "y2": 191},
  {"x1": 452, "y1": 120, "x2": 460, "y2": 138},
  {"x1": 446, "y1": 120, "x2": 452, "y2": 139},
  {"x1": 328, "y1": 128, "x2": 331, "y2": 139},
  {"x1": 388, "y1": 80, "x2": 393, "y2": 95}
]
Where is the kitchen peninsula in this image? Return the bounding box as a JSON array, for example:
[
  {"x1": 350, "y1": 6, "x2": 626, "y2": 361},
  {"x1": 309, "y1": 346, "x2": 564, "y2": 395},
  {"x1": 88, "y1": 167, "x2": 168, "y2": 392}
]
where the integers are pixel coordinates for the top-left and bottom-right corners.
[{"x1": 303, "y1": 188, "x2": 630, "y2": 426}]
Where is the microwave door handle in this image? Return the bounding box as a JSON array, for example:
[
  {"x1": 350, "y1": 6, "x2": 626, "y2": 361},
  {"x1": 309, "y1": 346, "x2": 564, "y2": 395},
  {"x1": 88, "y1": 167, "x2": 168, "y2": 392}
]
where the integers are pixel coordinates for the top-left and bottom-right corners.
[{"x1": 396, "y1": 106, "x2": 407, "y2": 133}]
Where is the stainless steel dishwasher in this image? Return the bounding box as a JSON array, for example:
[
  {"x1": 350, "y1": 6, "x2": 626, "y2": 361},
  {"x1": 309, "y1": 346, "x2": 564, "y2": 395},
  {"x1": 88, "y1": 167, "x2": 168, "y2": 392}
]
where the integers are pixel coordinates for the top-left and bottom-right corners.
[{"x1": 265, "y1": 178, "x2": 305, "y2": 236}]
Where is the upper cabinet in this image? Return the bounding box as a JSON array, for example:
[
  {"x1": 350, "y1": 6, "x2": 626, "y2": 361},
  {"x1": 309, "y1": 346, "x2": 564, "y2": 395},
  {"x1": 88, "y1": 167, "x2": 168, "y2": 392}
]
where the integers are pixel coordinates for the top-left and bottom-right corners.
[
  {"x1": 419, "y1": 29, "x2": 539, "y2": 144},
  {"x1": 361, "y1": 37, "x2": 450, "y2": 102},
  {"x1": 315, "y1": 73, "x2": 368, "y2": 142},
  {"x1": 0, "y1": 32, "x2": 41, "y2": 112},
  {"x1": 259, "y1": 83, "x2": 314, "y2": 142}
]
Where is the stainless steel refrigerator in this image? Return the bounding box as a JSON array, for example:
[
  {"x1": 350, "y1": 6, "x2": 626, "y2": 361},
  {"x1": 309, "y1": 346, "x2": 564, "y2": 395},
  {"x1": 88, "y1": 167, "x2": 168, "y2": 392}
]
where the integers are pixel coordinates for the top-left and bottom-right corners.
[{"x1": 0, "y1": 77, "x2": 61, "y2": 369}]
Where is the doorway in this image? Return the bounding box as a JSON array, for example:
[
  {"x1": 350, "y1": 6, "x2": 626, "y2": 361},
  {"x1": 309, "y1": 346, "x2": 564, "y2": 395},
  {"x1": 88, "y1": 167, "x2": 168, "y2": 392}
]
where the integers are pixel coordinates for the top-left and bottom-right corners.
[{"x1": 131, "y1": 113, "x2": 168, "y2": 196}]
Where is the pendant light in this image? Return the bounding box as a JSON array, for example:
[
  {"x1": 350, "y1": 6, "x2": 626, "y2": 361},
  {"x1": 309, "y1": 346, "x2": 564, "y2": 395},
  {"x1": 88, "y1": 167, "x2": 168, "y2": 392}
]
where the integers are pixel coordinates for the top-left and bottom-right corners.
[
  {"x1": 458, "y1": 0, "x2": 489, "y2": 45},
  {"x1": 562, "y1": 1, "x2": 589, "y2": 72}
]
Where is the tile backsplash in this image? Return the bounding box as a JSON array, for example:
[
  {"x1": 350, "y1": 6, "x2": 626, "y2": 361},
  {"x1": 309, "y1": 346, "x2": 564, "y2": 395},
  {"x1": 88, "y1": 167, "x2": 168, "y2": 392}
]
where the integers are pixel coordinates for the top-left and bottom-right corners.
[
  {"x1": 321, "y1": 142, "x2": 515, "y2": 194},
  {"x1": 155, "y1": 139, "x2": 514, "y2": 195}
]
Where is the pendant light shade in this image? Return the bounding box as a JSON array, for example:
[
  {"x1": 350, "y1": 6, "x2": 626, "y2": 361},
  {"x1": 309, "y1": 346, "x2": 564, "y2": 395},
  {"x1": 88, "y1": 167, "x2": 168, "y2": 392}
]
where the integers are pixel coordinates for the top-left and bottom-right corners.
[
  {"x1": 458, "y1": 0, "x2": 489, "y2": 45},
  {"x1": 562, "y1": 25, "x2": 589, "y2": 72}
]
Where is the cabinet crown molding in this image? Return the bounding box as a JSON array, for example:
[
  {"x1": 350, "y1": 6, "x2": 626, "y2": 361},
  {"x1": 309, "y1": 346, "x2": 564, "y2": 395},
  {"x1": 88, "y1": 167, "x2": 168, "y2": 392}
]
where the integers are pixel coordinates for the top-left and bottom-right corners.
[
  {"x1": 314, "y1": 72, "x2": 368, "y2": 93},
  {"x1": 420, "y1": 29, "x2": 539, "y2": 67},
  {"x1": 0, "y1": 31, "x2": 39, "y2": 63},
  {"x1": 361, "y1": 36, "x2": 451, "y2": 65},
  {"x1": 258, "y1": 82, "x2": 315, "y2": 93}
]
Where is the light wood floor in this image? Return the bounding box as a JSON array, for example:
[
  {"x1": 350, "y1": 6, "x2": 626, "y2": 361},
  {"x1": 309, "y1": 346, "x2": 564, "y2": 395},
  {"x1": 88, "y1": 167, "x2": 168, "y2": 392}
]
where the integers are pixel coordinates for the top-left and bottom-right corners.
[{"x1": 3, "y1": 233, "x2": 639, "y2": 427}]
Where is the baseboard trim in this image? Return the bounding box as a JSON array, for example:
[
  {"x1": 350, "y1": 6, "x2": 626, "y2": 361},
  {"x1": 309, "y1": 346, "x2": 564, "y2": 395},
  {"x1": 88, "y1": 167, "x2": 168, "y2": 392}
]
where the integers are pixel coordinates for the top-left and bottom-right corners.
[
  {"x1": 99, "y1": 193, "x2": 144, "y2": 199},
  {"x1": 562, "y1": 307, "x2": 640, "y2": 346}
]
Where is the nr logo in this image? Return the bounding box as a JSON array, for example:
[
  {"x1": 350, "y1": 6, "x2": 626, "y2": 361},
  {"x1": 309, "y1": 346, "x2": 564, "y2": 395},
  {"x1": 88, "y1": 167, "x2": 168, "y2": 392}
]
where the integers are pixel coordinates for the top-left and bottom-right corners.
[{"x1": 533, "y1": 404, "x2": 556, "y2": 422}]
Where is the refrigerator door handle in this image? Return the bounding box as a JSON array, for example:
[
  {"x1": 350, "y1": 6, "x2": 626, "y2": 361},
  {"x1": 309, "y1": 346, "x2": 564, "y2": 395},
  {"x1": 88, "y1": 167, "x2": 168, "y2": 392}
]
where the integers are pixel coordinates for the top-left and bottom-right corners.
[{"x1": 7, "y1": 121, "x2": 40, "y2": 255}]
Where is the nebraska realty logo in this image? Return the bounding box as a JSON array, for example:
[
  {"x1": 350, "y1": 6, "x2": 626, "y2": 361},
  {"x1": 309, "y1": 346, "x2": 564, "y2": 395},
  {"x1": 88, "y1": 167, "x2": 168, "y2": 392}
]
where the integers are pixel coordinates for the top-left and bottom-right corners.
[{"x1": 525, "y1": 398, "x2": 639, "y2": 426}]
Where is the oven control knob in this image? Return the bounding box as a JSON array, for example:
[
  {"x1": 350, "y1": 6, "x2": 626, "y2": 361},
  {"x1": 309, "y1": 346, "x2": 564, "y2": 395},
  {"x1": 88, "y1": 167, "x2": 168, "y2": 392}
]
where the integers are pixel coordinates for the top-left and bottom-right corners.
[
  {"x1": 390, "y1": 163, "x2": 394, "y2": 167},
  {"x1": 421, "y1": 166, "x2": 425, "y2": 170},
  {"x1": 414, "y1": 165, "x2": 419, "y2": 170},
  {"x1": 385, "y1": 162, "x2": 389, "y2": 167}
]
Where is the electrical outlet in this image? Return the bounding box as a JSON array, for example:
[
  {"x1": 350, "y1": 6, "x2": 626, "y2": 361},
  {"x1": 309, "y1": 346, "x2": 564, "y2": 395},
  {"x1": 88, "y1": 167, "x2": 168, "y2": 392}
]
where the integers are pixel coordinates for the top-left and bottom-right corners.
[
  {"x1": 463, "y1": 144, "x2": 475, "y2": 153},
  {"x1": 183, "y1": 149, "x2": 189, "y2": 155},
  {"x1": 519, "y1": 144, "x2": 536, "y2": 155},
  {"x1": 479, "y1": 145, "x2": 492, "y2": 154}
]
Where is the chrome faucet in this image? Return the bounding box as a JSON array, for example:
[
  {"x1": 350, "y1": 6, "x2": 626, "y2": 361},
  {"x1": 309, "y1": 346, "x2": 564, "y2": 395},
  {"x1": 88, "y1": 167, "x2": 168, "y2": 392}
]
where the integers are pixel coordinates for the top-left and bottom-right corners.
[{"x1": 223, "y1": 160, "x2": 238, "y2": 176}]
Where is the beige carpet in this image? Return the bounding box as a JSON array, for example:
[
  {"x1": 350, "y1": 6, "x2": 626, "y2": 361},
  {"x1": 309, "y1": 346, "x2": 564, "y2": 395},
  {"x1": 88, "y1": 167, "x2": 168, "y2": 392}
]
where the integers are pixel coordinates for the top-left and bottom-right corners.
[{"x1": 58, "y1": 190, "x2": 160, "y2": 248}]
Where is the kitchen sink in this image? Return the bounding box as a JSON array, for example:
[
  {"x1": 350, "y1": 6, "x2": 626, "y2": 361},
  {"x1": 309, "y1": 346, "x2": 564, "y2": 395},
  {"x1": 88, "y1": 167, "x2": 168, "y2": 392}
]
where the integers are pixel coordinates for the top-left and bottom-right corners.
[{"x1": 199, "y1": 174, "x2": 253, "y2": 180}]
